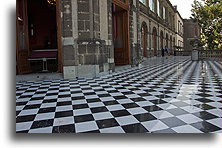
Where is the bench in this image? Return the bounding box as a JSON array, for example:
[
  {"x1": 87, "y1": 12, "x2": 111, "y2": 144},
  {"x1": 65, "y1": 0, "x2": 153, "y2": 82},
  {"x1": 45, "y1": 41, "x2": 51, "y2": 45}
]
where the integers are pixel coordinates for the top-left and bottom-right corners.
[{"x1": 28, "y1": 49, "x2": 58, "y2": 72}]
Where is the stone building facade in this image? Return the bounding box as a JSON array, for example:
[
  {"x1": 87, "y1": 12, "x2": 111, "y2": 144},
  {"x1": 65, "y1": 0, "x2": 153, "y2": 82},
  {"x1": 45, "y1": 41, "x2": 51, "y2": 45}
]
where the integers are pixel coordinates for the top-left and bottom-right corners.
[
  {"x1": 16, "y1": 0, "x2": 184, "y2": 79},
  {"x1": 183, "y1": 19, "x2": 201, "y2": 52}
]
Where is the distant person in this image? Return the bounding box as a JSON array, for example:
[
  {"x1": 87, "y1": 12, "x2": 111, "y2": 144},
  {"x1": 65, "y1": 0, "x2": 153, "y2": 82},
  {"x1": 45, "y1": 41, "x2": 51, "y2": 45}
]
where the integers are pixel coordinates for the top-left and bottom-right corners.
[
  {"x1": 165, "y1": 46, "x2": 169, "y2": 59},
  {"x1": 161, "y1": 47, "x2": 165, "y2": 57}
]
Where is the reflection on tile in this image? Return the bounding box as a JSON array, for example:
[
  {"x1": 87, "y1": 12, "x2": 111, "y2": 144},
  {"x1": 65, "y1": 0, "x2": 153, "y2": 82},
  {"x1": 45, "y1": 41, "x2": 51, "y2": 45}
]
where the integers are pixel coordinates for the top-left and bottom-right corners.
[{"x1": 16, "y1": 58, "x2": 222, "y2": 133}]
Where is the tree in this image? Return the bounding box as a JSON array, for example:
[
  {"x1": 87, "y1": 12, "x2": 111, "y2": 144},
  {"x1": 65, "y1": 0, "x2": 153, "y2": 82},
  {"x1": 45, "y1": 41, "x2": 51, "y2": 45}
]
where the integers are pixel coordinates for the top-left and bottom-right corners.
[{"x1": 191, "y1": 0, "x2": 222, "y2": 50}]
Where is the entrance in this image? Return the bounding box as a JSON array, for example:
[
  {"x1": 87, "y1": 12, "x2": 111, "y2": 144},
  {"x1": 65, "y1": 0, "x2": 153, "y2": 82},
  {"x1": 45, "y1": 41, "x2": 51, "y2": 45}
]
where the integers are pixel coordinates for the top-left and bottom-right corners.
[
  {"x1": 141, "y1": 24, "x2": 148, "y2": 57},
  {"x1": 112, "y1": 1, "x2": 129, "y2": 65},
  {"x1": 16, "y1": 0, "x2": 62, "y2": 74},
  {"x1": 153, "y1": 27, "x2": 157, "y2": 56}
]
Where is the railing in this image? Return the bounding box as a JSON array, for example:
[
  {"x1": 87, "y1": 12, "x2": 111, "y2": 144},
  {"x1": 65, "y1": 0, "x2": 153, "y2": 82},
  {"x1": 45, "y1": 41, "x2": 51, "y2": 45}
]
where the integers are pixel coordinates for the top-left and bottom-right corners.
[
  {"x1": 198, "y1": 50, "x2": 222, "y2": 61},
  {"x1": 175, "y1": 51, "x2": 192, "y2": 56}
]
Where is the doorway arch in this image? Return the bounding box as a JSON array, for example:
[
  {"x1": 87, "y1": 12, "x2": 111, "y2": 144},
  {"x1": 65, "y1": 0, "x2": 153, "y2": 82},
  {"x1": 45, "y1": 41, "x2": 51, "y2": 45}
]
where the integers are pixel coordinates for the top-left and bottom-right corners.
[
  {"x1": 141, "y1": 22, "x2": 148, "y2": 57},
  {"x1": 152, "y1": 27, "x2": 157, "y2": 56}
]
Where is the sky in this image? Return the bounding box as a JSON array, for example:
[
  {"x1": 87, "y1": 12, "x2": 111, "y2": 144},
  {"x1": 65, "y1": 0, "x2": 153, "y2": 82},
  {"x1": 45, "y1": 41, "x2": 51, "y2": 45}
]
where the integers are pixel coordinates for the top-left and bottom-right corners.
[{"x1": 169, "y1": 0, "x2": 194, "y2": 19}]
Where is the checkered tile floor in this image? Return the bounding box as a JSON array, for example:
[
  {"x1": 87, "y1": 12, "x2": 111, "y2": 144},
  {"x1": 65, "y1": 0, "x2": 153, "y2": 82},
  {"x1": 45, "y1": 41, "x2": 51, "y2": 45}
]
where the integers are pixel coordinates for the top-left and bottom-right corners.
[{"x1": 16, "y1": 57, "x2": 222, "y2": 133}]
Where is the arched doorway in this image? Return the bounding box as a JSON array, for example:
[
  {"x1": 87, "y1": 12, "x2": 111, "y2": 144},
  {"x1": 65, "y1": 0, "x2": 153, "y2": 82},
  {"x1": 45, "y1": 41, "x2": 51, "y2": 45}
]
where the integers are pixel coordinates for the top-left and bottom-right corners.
[
  {"x1": 141, "y1": 22, "x2": 148, "y2": 57},
  {"x1": 153, "y1": 27, "x2": 157, "y2": 56},
  {"x1": 160, "y1": 31, "x2": 164, "y2": 49},
  {"x1": 170, "y1": 35, "x2": 172, "y2": 54},
  {"x1": 166, "y1": 33, "x2": 169, "y2": 48}
]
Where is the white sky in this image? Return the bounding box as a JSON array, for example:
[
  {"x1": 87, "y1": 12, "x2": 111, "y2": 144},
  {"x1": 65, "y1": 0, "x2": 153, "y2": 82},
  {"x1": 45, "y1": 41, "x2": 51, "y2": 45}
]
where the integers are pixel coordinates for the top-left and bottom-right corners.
[{"x1": 169, "y1": 0, "x2": 194, "y2": 19}]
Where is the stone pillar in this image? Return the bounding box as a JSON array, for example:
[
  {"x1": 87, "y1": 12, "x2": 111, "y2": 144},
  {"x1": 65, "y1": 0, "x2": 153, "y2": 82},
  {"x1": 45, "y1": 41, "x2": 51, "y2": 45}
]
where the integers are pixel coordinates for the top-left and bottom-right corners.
[{"x1": 61, "y1": 0, "x2": 111, "y2": 79}]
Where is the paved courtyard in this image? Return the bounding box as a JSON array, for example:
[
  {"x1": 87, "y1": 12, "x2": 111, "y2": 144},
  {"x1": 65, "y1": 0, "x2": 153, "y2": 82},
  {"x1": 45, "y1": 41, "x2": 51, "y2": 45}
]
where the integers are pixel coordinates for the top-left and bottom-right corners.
[{"x1": 16, "y1": 56, "x2": 222, "y2": 133}]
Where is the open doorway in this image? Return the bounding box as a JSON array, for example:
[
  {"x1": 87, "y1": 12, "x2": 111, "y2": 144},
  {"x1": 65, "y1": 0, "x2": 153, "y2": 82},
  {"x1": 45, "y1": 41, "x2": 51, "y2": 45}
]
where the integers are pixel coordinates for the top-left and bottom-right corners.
[
  {"x1": 112, "y1": 3, "x2": 129, "y2": 66},
  {"x1": 16, "y1": 0, "x2": 61, "y2": 74},
  {"x1": 153, "y1": 27, "x2": 157, "y2": 56},
  {"x1": 141, "y1": 23, "x2": 148, "y2": 58}
]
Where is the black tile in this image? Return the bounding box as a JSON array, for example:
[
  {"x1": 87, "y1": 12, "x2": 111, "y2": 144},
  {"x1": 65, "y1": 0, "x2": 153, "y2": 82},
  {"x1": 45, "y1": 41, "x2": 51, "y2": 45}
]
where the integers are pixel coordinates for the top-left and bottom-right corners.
[
  {"x1": 58, "y1": 94, "x2": 71, "y2": 98},
  {"x1": 53, "y1": 124, "x2": 75, "y2": 133},
  {"x1": 196, "y1": 93, "x2": 213, "y2": 98},
  {"x1": 122, "y1": 123, "x2": 149, "y2": 133},
  {"x1": 74, "y1": 114, "x2": 94, "y2": 123},
  {"x1": 113, "y1": 96, "x2": 128, "y2": 100},
  {"x1": 191, "y1": 121, "x2": 221, "y2": 133},
  {"x1": 30, "y1": 97, "x2": 44, "y2": 101},
  {"x1": 16, "y1": 130, "x2": 29, "y2": 133},
  {"x1": 57, "y1": 101, "x2": 72, "y2": 106},
  {"x1": 23, "y1": 104, "x2": 41, "y2": 110},
  {"x1": 103, "y1": 100, "x2": 119, "y2": 106},
  {"x1": 111, "y1": 110, "x2": 131, "y2": 117},
  {"x1": 16, "y1": 115, "x2": 36, "y2": 123},
  {"x1": 161, "y1": 117, "x2": 186, "y2": 128},
  {"x1": 16, "y1": 102, "x2": 28, "y2": 106},
  {"x1": 55, "y1": 109, "x2": 73, "y2": 118},
  {"x1": 193, "y1": 111, "x2": 219, "y2": 120},
  {"x1": 134, "y1": 113, "x2": 157, "y2": 122},
  {"x1": 149, "y1": 100, "x2": 168, "y2": 104},
  {"x1": 96, "y1": 118, "x2": 119, "y2": 129},
  {"x1": 38, "y1": 107, "x2": 56, "y2": 114},
  {"x1": 98, "y1": 94, "x2": 111, "y2": 98},
  {"x1": 122, "y1": 103, "x2": 140, "y2": 109},
  {"x1": 81, "y1": 130, "x2": 100, "y2": 133},
  {"x1": 91, "y1": 106, "x2": 108, "y2": 113},
  {"x1": 73, "y1": 104, "x2": 89, "y2": 110},
  {"x1": 31, "y1": 119, "x2": 54, "y2": 129},
  {"x1": 72, "y1": 96, "x2": 85, "y2": 100},
  {"x1": 86, "y1": 98, "x2": 101, "y2": 103},
  {"x1": 130, "y1": 97, "x2": 146, "y2": 102},
  {"x1": 43, "y1": 99, "x2": 57, "y2": 103},
  {"x1": 195, "y1": 98, "x2": 214, "y2": 103},
  {"x1": 194, "y1": 104, "x2": 216, "y2": 110},
  {"x1": 143, "y1": 105, "x2": 163, "y2": 112}
]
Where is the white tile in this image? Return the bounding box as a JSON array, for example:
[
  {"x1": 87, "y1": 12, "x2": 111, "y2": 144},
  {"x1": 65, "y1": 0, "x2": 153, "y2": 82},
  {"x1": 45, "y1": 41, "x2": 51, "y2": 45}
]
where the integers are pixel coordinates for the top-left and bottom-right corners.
[
  {"x1": 157, "y1": 104, "x2": 177, "y2": 110},
  {"x1": 177, "y1": 114, "x2": 203, "y2": 124},
  {"x1": 142, "y1": 120, "x2": 169, "y2": 132},
  {"x1": 151, "y1": 111, "x2": 174, "y2": 119},
  {"x1": 207, "y1": 109, "x2": 222, "y2": 117},
  {"x1": 136, "y1": 101, "x2": 154, "y2": 107},
  {"x1": 16, "y1": 122, "x2": 33, "y2": 132},
  {"x1": 56, "y1": 105, "x2": 73, "y2": 112},
  {"x1": 73, "y1": 108, "x2": 92, "y2": 116},
  {"x1": 72, "y1": 100, "x2": 87, "y2": 105},
  {"x1": 88, "y1": 102, "x2": 104, "y2": 108},
  {"x1": 181, "y1": 106, "x2": 203, "y2": 113},
  {"x1": 93, "y1": 112, "x2": 114, "y2": 120},
  {"x1": 18, "y1": 109, "x2": 39, "y2": 116},
  {"x1": 116, "y1": 115, "x2": 139, "y2": 126},
  {"x1": 172, "y1": 125, "x2": 203, "y2": 133},
  {"x1": 40, "y1": 102, "x2": 57, "y2": 108},
  {"x1": 29, "y1": 127, "x2": 53, "y2": 133},
  {"x1": 35, "y1": 112, "x2": 55, "y2": 121},
  {"x1": 207, "y1": 118, "x2": 222, "y2": 128},
  {"x1": 100, "y1": 127, "x2": 125, "y2": 134},
  {"x1": 117, "y1": 99, "x2": 134, "y2": 104},
  {"x1": 107, "y1": 104, "x2": 125, "y2": 111},
  {"x1": 27, "y1": 100, "x2": 43, "y2": 105},
  {"x1": 75, "y1": 121, "x2": 98, "y2": 133},
  {"x1": 53, "y1": 117, "x2": 74, "y2": 126},
  {"x1": 127, "y1": 107, "x2": 147, "y2": 115}
]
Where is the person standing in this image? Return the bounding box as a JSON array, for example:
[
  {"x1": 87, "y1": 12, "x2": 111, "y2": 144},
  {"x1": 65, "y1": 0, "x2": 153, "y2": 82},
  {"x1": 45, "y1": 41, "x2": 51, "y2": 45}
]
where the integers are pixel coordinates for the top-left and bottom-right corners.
[{"x1": 161, "y1": 47, "x2": 165, "y2": 57}]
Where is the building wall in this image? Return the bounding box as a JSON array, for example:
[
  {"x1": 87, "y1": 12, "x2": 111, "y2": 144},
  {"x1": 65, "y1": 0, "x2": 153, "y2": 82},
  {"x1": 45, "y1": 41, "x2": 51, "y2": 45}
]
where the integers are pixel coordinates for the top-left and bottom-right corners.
[
  {"x1": 59, "y1": 0, "x2": 184, "y2": 79},
  {"x1": 175, "y1": 10, "x2": 184, "y2": 51},
  {"x1": 183, "y1": 19, "x2": 201, "y2": 51}
]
